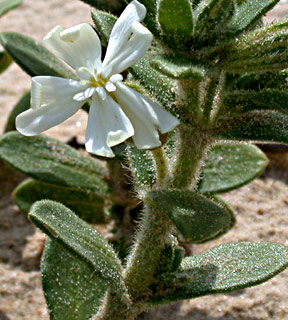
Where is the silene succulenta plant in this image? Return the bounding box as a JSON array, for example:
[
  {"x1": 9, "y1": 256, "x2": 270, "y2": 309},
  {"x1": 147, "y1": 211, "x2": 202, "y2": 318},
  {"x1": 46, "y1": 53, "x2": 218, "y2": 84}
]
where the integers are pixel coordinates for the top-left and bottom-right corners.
[{"x1": 0, "y1": 0, "x2": 288, "y2": 319}]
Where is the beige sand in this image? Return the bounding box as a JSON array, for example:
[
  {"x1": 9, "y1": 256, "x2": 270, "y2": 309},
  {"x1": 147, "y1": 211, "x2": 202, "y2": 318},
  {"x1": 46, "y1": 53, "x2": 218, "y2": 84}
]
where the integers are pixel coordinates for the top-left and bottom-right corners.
[{"x1": 1, "y1": 1, "x2": 288, "y2": 319}]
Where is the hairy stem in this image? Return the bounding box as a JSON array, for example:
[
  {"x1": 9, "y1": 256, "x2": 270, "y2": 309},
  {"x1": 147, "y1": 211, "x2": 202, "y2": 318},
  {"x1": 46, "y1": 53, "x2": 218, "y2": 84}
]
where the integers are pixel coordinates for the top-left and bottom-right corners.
[
  {"x1": 151, "y1": 147, "x2": 167, "y2": 188},
  {"x1": 172, "y1": 125, "x2": 210, "y2": 189}
]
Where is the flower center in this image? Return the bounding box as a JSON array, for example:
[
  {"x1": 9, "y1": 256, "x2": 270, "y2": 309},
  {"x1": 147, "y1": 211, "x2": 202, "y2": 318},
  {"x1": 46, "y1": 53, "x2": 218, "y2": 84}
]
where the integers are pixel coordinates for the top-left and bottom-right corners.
[
  {"x1": 73, "y1": 67, "x2": 123, "y2": 102},
  {"x1": 89, "y1": 73, "x2": 107, "y2": 88}
]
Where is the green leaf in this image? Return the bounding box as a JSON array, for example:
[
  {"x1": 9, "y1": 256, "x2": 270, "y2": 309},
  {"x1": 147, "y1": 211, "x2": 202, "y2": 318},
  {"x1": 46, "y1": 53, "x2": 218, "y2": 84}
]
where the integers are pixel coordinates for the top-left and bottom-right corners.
[
  {"x1": 0, "y1": 132, "x2": 110, "y2": 195},
  {"x1": 224, "y1": 89, "x2": 288, "y2": 114},
  {"x1": 0, "y1": 0, "x2": 22, "y2": 17},
  {"x1": 150, "y1": 242, "x2": 288, "y2": 304},
  {"x1": 193, "y1": 0, "x2": 234, "y2": 47},
  {"x1": 42, "y1": 239, "x2": 108, "y2": 320},
  {"x1": 129, "y1": 56, "x2": 178, "y2": 116},
  {"x1": 214, "y1": 110, "x2": 288, "y2": 144},
  {"x1": 4, "y1": 91, "x2": 30, "y2": 132},
  {"x1": 224, "y1": 21, "x2": 288, "y2": 74},
  {"x1": 150, "y1": 54, "x2": 205, "y2": 80},
  {"x1": 147, "y1": 190, "x2": 235, "y2": 243},
  {"x1": 138, "y1": 0, "x2": 161, "y2": 39},
  {"x1": 227, "y1": 70, "x2": 288, "y2": 92},
  {"x1": 80, "y1": 0, "x2": 126, "y2": 14},
  {"x1": 0, "y1": 51, "x2": 12, "y2": 73},
  {"x1": 126, "y1": 145, "x2": 156, "y2": 187},
  {"x1": 91, "y1": 10, "x2": 116, "y2": 47},
  {"x1": 199, "y1": 142, "x2": 268, "y2": 194},
  {"x1": 14, "y1": 179, "x2": 106, "y2": 224},
  {"x1": 226, "y1": 0, "x2": 280, "y2": 37},
  {"x1": 0, "y1": 32, "x2": 76, "y2": 78},
  {"x1": 30, "y1": 200, "x2": 124, "y2": 289},
  {"x1": 158, "y1": 0, "x2": 193, "y2": 49}
]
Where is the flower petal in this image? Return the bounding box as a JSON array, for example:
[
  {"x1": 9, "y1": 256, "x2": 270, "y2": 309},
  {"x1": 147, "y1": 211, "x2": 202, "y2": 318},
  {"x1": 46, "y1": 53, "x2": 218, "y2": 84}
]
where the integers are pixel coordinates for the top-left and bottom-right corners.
[
  {"x1": 16, "y1": 76, "x2": 84, "y2": 135},
  {"x1": 103, "y1": 21, "x2": 152, "y2": 77},
  {"x1": 102, "y1": 0, "x2": 147, "y2": 76},
  {"x1": 16, "y1": 99, "x2": 83, "y2": 136},
  {"x1": 43, "y1": 23, "x2": 102, "y2": 72},
  {"x1": 85, "y1": 94, "x2": 134, "y2": 157},
  {"x1": 114, "y1": 83, "x2": 163, "y2": 149},
  {"x1": 30, "y1": 76, "x2": 83, "y2": 108}
]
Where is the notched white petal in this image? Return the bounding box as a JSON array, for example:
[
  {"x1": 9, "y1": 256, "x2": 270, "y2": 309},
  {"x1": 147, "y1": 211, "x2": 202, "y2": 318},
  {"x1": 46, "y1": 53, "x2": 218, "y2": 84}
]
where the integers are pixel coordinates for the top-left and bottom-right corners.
[
  {"x1": 102, "y1": 0, "x2": 147, "y2": 76},
  {"x1": 85, "y1": 94, "x2": 134, "y2": 157},
  {"x1": 103, "y1": 21, "x2": 152, "y2": 76},
  {"x1": 43, "y1": 23, "x2": 102, "y2": 71}
]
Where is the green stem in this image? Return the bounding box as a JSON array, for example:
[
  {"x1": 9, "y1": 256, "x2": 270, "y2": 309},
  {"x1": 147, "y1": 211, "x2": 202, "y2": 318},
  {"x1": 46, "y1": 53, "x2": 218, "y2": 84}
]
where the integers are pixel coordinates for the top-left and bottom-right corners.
[
  {"x1": 202, "y1": 77, "x2": 218, "y2": 122},
  {"x1": 151, "y1": 147, "x2": 167, "y2": 188},
  {"x1": 172, "y1": 124, "x2": 210, "y2": 189},
  {"x1": 124, "y1": 203, "x2": 174, "y2": 298}
]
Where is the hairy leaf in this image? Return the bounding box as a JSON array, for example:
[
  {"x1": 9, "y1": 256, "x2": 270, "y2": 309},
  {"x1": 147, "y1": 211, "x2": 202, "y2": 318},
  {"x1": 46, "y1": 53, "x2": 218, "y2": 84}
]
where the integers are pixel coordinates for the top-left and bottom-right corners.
[
  {"x1": 226, "y1": 0, "x2": 280, "y2": 37},
  {"x1": 158, "y1": 0, "x2": 193, "y2": 49},
  {"x1": 42, "y1": 239, "x2": 108, "y2": 320},
  {"x1": 150, "y1": 242, "x2": 288, "y2": 304},
  {"x1": 0, "y1": 132, "x2": 110, "y2": 195},
  {"x1": 224, "y1": 21, "x2": 288, "y2": 74},
  {"x1": 151, "y1": 54, "x2": 205, "y2": 79},
  {"x1": 199, "y1": 142, "x2": 268, "y2": 194},
  {"x1": 214, "y1": 110, "x2": 288, "y2": 144},
  {"x1": 30, "y1": 200, "x2": 124, "y2": 289},
  {"x1": 14, "y1": 179, "x2": 106, "y2": 224},
  {"x1": 130, "y1": 56, "x2": 178, "y2": 115},
  {"x1": 126, "y1": 145, "x2": 156, "y2": 187},
  {"x1": 147, "y1": 190, "x2": 235, "y2": 243},
  {"x1": 91, "y1": 10, "x2": 116, "y2": 46},
  {"x1": 194, "y1": 0, "x2": 234, "y2": 47}
]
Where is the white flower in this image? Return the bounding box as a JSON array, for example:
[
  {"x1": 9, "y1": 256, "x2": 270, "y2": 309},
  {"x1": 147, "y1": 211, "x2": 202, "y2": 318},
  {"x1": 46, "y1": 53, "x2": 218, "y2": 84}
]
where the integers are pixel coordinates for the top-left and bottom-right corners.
[{"x1": 16, "y1": 0, "x2": 179, "y2": 158}]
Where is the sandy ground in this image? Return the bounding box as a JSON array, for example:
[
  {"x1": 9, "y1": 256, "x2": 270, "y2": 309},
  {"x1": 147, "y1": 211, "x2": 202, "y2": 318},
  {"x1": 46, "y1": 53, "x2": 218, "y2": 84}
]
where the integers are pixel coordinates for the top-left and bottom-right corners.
[{"x1": 1, "y1": 1, "x2": 288, "y2": 319}]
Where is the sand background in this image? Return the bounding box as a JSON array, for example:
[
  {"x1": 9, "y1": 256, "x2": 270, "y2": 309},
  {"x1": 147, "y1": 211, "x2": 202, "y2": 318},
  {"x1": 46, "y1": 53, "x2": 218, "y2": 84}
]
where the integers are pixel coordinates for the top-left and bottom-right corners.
[{"x1": 1, "y1": 1, "x2": 288, "y2": 319}]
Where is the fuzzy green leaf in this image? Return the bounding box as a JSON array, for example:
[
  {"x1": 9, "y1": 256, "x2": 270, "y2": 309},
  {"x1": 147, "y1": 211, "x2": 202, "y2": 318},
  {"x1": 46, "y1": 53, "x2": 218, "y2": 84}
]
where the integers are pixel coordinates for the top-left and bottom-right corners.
[
  {"x1": 199, "y1": 142, "x2": 268, "y2": 194},
  {"x1": 42, "y1": 239, "x2": 108, "y2": 320},
  {"x1": 0, "y1": 0, "x2": 22, "y2": 17},
  {"x1": 150, "y1": 242, "x2": 288, "y2": 304},
  {"x1": 129, "y1": 56, "x2": 178, "y2": 115},
  {"x1": 126, "y1": 145, "x2": 156, "y2": 187},
  {"x1": 0, "y1": 132, "x2": 110, "y2": 195},
  {"x1": 30, "y1": 200, "x2": 124, "y2": 289},
  {"x1": 194, "y1": 0, "x2": 234, "y2": 47},
  {"x1": 14, "y1": 179, "x2": 106, "y2": 224},
  {"x1": 138, "y1": 0, "x2": 161, "y2": 39},
  {"x1": 226, "y1": 70, "x2": 288, "y2": 92},
  {"x1": 0, "y1": 51, "x2": 12, "y2": 73},
  {"x1": 224, "y1": 21, "x2": 288, "y2": 74},
  {"x1": 215, "y1": 110, "x2": 288, "y2": 144},
  {"x1": 226, "y1": 0, "x2": 280, "y2": 36},
  {"x1": 151, "y1": 54, "x2": 205, "y2": 79},
  {"x1": 224, "y1": 89, "x2": 288, "y2": 114},
  {"x1": 0, "y1": 32, "x2": 76, "y2": 78},
  {"x1": 91, "y1": 10, "x2": 116, "y2": 47},
  {"x1": 4, "y1": 91, "x2": 30, "y2": 132},
  {"x1": 80, "y1": 0, "x2": 126, "y2": 14},
  {"x1": 147, "y1": 190, "x2": 235, "y2": 243},
  {"x1": 158, "y1": 0, "x2": 193, "y2": 48}
]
